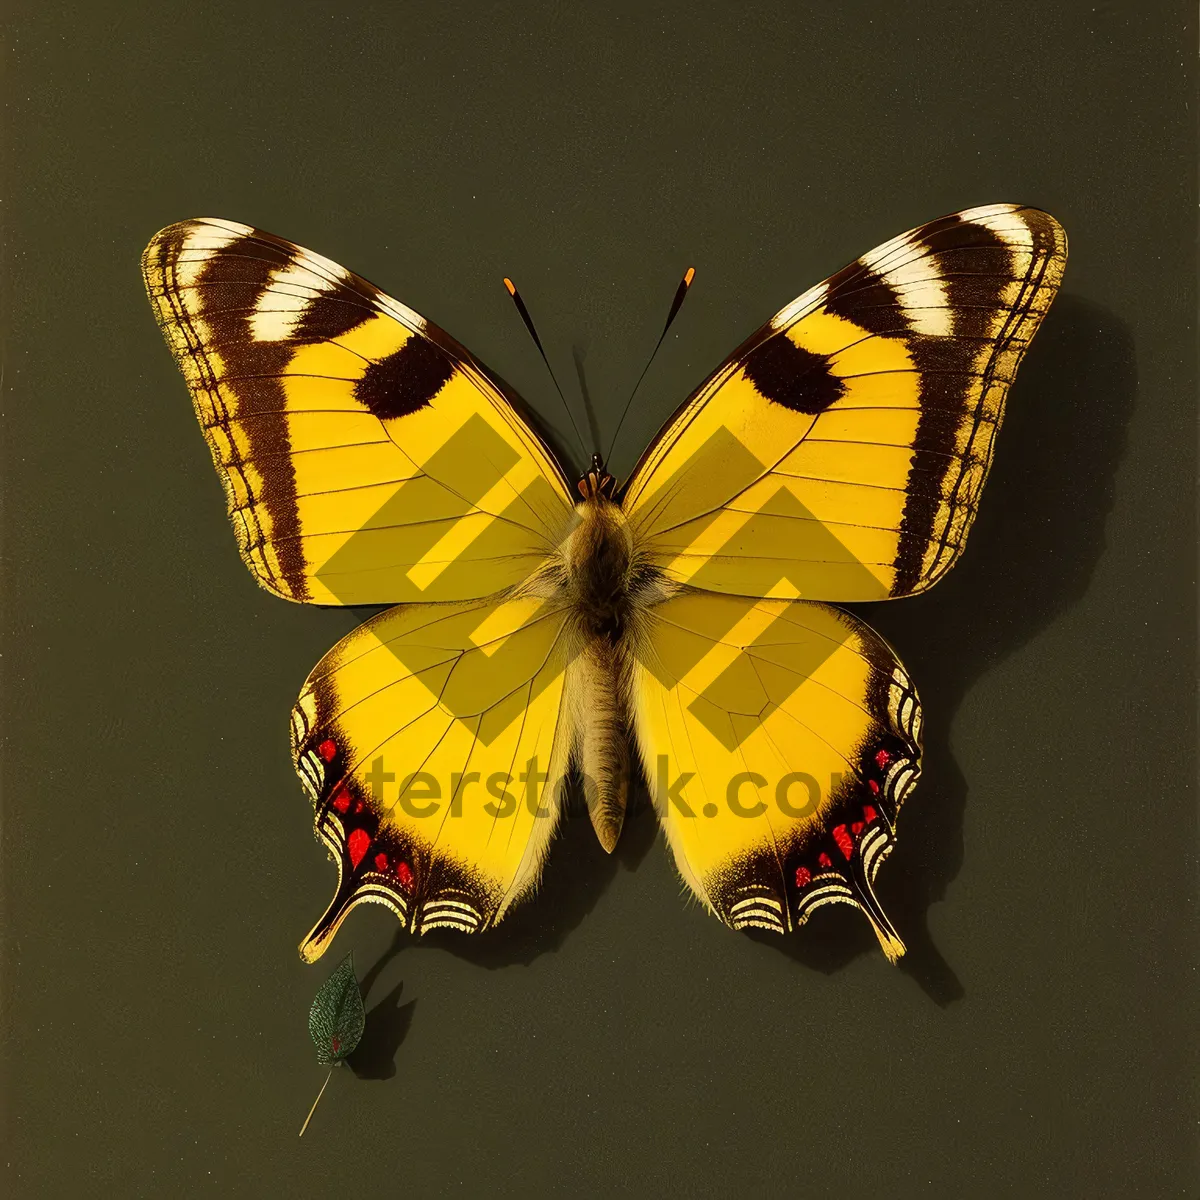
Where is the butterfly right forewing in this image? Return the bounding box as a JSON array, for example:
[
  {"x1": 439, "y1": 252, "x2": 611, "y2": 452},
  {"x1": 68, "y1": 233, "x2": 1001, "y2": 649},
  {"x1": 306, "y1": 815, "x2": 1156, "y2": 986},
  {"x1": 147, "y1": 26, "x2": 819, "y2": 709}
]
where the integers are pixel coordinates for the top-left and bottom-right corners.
[{"x1": 622, "y1": 204, "x2": 1067, "y2": 602}]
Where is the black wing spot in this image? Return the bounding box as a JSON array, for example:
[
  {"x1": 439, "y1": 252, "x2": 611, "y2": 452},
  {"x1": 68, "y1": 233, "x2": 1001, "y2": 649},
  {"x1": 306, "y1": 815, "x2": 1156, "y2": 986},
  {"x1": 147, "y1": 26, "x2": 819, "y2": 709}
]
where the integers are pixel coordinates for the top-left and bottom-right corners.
[
  {"x1": 354, "y1": 335, "x2": 456, "y2": 420},
  {"x1": 743, "y1": 334, "x2": 846, "y2": 414},
  {"x1": 293, "y1": 291, "x2": 374, "y2": 343},
  {"x1": 825, "y1": 264, "x2": 911, "y2": 337}
]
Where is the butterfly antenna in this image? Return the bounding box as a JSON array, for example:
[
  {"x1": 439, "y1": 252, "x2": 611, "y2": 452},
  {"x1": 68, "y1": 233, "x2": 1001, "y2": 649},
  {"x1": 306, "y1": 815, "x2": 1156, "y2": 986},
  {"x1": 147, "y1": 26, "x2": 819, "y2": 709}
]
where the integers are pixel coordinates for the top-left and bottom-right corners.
[
  {"x1": 605, "y1": 266, "x2": 696, "y2": 465},
  {"x1": 503, "y1": 277, "x2": 588, "y2": 460}
]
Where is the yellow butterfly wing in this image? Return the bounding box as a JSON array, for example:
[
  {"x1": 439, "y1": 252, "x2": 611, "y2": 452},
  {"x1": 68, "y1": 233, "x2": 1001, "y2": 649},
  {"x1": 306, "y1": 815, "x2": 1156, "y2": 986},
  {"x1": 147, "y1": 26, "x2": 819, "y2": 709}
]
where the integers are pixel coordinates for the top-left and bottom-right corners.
[
  {"x1": 622, "y1": 204, "x2": 1067, "y2": 600},
  {"x1": 143, "y1": 219, "x2": 574, "y2": 605},
  {"x1": 624, "y1": 205, "x2": 1065, "y2": 957},
  {"x1": 290, "y1": 594, "x2": 574, "y2": 961},
  {"x1": 630, "y1": 592, "x2": 920, "y2": 960}
]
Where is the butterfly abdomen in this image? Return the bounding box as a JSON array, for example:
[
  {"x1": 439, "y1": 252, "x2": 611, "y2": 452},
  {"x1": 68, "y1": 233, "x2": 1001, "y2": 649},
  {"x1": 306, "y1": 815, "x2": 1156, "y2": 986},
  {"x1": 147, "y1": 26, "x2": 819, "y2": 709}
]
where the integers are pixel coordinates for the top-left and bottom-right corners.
[{"x1": 571, "y1": 637, "x2": 631, "y2": 853}]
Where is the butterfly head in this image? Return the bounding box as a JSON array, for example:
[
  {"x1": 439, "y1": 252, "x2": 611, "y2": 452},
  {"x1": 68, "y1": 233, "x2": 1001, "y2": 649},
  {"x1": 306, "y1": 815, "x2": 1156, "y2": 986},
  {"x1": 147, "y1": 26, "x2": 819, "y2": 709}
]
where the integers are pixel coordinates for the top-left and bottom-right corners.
[{"x1": 577, "y1": 454, "x2": 616, "y2": 501}]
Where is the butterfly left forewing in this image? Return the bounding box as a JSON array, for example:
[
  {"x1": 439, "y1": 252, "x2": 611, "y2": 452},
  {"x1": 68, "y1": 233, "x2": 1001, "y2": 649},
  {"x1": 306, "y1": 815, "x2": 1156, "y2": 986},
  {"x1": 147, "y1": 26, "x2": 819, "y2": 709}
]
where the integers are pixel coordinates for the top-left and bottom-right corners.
[
  {"x1": 143, "y1": 219, "x2": 574, "y2": 605},
  {"x1": 622, "y1": 204, "x2": 1066, "y2": 601},
  {"x1": 630, "y1": 591, "x2": 920, "y2": 960},
  {"x1": 291, "y1": 594, "x2": 575, "y2": 960}
]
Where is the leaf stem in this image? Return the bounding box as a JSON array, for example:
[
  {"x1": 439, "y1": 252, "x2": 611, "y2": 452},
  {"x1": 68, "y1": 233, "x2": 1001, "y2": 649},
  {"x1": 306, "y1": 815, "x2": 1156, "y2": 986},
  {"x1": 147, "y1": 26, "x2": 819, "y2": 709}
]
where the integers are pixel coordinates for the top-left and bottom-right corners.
[{"x1": 298, "y1": 1067, "x2": 334, "y2": 1138}]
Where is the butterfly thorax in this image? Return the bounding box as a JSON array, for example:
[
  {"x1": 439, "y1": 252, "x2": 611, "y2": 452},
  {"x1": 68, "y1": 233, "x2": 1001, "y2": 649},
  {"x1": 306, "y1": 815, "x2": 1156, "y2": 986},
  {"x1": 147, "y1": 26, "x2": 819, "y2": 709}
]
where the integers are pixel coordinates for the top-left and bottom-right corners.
[
  {"x1": 565, "y1": 494, "x2": 635, "y2": 642},
  {"x1": 561, "y1": 488, "x2": 674, "y2": 632}
]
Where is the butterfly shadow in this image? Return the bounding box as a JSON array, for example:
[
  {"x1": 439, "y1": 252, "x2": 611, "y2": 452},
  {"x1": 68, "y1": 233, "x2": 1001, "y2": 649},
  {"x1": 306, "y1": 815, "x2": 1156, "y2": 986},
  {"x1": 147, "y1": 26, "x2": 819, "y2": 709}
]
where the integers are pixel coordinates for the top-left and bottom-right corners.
[
  {"x1": 751, "y1": 294, "x2": 1137, "y2": 1005},
  {"x1": 347, "y1": 944, "x2": 418, "y2": 1081},
  {"x1": 356, "y1": 769, "x2": 660, "y2": 981},
  {"x1": 346, "y1": 798, "x2": 651, "y2": 1081},
  {"x1": 356, "y1": 296, "x2": 1134, "y2": 1006},
  {"x1": 427, "y1": 771, "x2": 661, "y2": 970}
]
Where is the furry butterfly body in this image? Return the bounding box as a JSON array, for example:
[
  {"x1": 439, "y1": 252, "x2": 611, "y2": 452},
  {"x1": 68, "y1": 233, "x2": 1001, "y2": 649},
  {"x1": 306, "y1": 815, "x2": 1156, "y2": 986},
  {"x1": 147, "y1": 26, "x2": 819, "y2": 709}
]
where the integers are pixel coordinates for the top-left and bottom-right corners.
[{"x1": 143, "y1": 205, "x2": 1066, "y2": 962}]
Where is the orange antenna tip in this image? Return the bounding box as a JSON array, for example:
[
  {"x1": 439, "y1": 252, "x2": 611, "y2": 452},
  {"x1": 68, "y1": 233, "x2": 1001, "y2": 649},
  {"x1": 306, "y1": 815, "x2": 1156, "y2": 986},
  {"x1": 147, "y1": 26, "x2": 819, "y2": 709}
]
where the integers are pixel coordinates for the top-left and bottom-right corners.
[
  {"x1": 503, "y1": 277, "x2": 516, "y2": 296},
  {"x1": 604, "y1": 262, "x2": 698, "y2": 463}
]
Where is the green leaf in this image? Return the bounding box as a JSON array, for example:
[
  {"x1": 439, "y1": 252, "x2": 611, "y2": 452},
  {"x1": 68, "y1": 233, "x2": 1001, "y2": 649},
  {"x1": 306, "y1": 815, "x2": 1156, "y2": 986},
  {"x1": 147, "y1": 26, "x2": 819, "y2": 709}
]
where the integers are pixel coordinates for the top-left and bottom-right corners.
[{"x1": 308, "y1": 952, "x2": 365, "y2": 1066}]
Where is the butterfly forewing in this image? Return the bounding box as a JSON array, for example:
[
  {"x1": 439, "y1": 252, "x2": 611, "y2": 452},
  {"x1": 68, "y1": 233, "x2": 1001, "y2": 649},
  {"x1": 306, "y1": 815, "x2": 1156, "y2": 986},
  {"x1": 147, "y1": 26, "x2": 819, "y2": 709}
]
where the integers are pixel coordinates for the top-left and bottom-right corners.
[
  {"x1": 142, "y1": 219, "x2": 574, "y2": 605},
  {"x1": 622, "y1": 204, "x2": 1067, "y2": 601}
]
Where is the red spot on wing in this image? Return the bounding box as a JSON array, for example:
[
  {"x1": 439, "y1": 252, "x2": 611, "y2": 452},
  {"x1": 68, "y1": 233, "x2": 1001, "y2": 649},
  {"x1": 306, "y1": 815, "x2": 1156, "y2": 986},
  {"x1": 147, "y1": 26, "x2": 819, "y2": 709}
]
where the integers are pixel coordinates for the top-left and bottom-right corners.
[
  {"x1": 396, "y1": 861, "x2": 414, "y2": 890},
  {"x1": 868, "y1": 779, "x2": 880, "y2": 794},
  {"x1": 817, "y1": 852, "x2": 832, "y2": 868},
  {"x1": 374, "y1": 852, "x2": 389, "y2": 872},
  {"x1": 875, "y1": 748, "x2": 891, "y2": 768},
  {"x1": 331, "y1": 787, "x2": 351, "y2": 814},
  {"x1": 347, "y1": 828, "x2": 370, "y2": 869},
  {"x1": 794, "y1": 866, "x2": 812, "y2": 889},
  {"x1": 331, "y1": 1035, "x2": 341, "y2": 1053},
  {"x1": 317, "y1": 738, "x2": 338, "y2": 763},
  {"x1": 863, "y1": 804, "x2": 878, "y2": 824},
  {"x1": 832, "y1": 824, "x2": 854, "y2": 860},
  {"x1": 851, "y1": 821, "x2": 864, "y2": 835}
]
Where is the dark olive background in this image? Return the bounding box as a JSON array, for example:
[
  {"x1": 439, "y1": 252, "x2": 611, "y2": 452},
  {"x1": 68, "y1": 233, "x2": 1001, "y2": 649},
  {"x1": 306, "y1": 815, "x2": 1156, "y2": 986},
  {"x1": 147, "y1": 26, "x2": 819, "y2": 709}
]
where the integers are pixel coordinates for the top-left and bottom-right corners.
[{"x1": 3, "y1": 2, "x2": 1195, "y2": 1196}]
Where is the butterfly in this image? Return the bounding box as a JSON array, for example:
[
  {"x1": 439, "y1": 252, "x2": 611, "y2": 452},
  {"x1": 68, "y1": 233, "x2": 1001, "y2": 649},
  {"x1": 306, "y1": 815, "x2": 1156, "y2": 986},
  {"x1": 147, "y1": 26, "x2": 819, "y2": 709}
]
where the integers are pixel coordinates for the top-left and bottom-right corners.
[{"x1": 142, "y1": 204, "x2": 1065, "y2": 964}]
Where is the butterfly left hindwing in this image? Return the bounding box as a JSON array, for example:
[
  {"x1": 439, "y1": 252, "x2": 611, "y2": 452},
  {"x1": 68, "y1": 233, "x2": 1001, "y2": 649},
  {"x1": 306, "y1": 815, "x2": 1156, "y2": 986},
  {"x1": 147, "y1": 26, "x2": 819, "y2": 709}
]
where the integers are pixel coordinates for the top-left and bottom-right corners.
[{"x1": 291, "y1": 594, "x2": 574, "y2": 961}]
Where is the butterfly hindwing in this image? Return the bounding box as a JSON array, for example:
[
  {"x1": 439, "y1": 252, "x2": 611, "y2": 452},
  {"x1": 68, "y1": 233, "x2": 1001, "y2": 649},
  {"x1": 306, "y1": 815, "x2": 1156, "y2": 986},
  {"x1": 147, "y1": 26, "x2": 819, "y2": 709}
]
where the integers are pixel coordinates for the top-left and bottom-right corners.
[
  {"x1": 629, "y1": 591, "x2": 921, "y2": 959},
  {"x1": 290, "y1": 594, "x2": 574, "y2": 961},
  {"x1": 143, "y1": 219, "x2": 575, "y2": 605},
  {"x1": 622, "y1": 204, "x2": 1067, "y2": 601}
]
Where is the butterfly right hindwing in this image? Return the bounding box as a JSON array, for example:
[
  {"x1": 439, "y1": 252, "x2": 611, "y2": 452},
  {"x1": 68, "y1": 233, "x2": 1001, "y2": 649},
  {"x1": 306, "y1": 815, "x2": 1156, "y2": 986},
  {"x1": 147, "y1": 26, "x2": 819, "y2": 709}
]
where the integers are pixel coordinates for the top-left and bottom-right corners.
[{"x1": 630, "y1": 591, "x2": 920, "y2": 960}]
